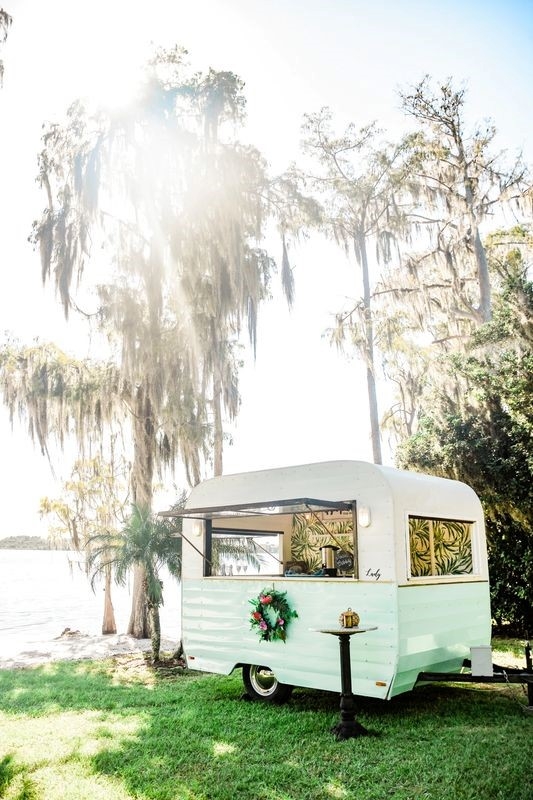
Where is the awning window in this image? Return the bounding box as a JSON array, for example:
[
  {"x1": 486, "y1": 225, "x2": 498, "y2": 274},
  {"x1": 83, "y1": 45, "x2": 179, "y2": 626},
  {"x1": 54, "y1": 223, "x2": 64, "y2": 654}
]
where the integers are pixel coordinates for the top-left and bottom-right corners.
[{"x1": 159, "y1": 497, "x2": 353, "y2": 520}]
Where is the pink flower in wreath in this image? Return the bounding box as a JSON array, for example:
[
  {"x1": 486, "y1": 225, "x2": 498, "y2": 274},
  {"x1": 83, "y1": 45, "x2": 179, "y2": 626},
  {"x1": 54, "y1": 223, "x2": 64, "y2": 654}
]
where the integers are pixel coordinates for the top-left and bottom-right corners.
[
  {"x1": 260, "y1": 595, "x2": 273, "y2": 605},
  {"x1": 277, "y1": 618, "x2": 285, "y2": 626},
  {"x1": 259, "y1": 620, "x2": 268, "y2": 630},
  {"x1": 251, "y1": 611, "x2": 262, "y2": 621}
]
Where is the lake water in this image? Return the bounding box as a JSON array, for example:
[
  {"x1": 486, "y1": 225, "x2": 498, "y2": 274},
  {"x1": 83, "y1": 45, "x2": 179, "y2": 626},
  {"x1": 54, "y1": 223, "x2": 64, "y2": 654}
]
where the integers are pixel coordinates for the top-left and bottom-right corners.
[{"x1": 0, "y1": 549, "x2": 181, "y2": 660}]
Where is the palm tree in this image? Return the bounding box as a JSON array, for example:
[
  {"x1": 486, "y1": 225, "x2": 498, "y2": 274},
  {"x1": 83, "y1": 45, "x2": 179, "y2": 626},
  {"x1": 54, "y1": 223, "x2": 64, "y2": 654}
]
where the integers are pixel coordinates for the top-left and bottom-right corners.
[{"x1": 88, "y1": 505, "x2": 182, "y2": 662}]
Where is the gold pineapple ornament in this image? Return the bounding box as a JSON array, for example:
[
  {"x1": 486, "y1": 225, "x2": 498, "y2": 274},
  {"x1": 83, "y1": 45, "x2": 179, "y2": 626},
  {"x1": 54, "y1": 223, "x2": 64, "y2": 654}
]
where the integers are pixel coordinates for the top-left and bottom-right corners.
[{"x1": 338, "y1": 608, "x2": 360, "y2": 628}]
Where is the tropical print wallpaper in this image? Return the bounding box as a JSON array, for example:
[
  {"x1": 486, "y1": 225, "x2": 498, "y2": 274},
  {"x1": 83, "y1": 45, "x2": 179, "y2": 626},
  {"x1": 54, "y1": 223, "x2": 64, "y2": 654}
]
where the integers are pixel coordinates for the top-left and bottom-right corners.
[
  {"x1": 409, "y1": 516, "x2": 473, "y2": 578},
  {"x1": 290, "y1": 511, "x2": 355, "y2": 574}
]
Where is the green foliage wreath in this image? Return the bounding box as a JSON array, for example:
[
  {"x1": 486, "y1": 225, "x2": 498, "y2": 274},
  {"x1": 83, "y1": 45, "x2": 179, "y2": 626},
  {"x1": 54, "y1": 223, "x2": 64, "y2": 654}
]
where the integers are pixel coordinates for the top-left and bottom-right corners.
[{"x1": 249, "y1": 588, "x2": 298, "y2": 642}]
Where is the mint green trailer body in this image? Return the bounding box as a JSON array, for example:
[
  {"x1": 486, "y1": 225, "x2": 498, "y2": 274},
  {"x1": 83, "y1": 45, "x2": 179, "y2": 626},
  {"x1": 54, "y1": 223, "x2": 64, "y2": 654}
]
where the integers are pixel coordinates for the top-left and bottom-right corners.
[{"x1": 173, "y1": 461, "x2": 491, "y2": 700}]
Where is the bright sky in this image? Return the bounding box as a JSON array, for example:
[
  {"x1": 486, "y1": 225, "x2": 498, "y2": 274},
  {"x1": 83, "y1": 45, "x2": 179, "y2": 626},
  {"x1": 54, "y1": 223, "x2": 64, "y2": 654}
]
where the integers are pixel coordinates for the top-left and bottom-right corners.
[{"x1": 0, "y1": 0, "x2": 532, "y2": 536}]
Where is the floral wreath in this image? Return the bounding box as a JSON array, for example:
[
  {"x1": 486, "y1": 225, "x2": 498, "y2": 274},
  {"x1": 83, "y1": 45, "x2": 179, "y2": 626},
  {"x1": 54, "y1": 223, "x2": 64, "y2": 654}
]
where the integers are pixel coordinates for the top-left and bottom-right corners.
[{"x1": 249, "y1": 588, "x2": 298, "y2": 642}]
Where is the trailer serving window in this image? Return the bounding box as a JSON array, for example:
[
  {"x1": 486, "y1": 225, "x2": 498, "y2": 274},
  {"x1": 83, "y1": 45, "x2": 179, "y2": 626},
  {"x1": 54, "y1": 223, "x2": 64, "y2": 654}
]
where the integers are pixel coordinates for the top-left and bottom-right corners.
[
  {"x1": 408, "y1": 516, "x2": 474, "y2": 578},
  {"x1": 160, "y1": 497, "x2": 354, "y2": 578}
]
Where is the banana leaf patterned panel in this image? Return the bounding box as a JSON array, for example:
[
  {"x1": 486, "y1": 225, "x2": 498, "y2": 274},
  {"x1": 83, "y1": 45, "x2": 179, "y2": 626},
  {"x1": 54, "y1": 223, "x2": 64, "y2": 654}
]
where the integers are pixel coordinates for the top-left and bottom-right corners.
[
  {"x1": 291, "y1": 512, "x2": 354, "y2": 573},
  {"x1": 409, "y1": 517, "x2": 473, "y2": 577}
]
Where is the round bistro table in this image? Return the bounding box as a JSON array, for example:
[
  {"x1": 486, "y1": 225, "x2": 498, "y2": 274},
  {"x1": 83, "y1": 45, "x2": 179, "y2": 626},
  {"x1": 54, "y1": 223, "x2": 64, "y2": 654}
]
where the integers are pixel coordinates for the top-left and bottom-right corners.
[{"x1": 313, "y1": 626, "x2": 378, "y2": 740}]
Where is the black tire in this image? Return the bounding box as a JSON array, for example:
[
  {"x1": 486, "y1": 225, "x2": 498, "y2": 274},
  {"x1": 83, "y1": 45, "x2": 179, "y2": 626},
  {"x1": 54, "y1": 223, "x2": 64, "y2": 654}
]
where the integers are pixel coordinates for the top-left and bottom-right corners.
[{"x1": 242, "y1": 664, "x2": 293, "y2": 703}]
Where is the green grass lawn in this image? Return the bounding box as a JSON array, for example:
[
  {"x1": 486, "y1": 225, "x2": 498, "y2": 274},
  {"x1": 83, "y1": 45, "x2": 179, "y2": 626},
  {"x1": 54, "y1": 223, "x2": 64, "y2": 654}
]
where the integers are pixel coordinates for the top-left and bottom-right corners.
[{"x1": 0, "y1": 649, "x2": 531, "y2": 800}]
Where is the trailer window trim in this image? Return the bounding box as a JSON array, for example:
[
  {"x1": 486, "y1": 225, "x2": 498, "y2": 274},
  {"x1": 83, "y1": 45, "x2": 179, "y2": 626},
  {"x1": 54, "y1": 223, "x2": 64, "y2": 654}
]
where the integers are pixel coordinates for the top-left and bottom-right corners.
[{"x1": 407, "y1": 515, "x2": 478, "y2": 581}]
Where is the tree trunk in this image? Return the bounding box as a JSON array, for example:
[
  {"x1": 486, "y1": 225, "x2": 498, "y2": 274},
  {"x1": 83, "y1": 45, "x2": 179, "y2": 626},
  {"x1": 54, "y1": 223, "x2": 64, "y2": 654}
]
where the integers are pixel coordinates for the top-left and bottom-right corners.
[
  {"x1": 459, "y1": 137, "x2": 492, "y2": 324},
  {"x1": 101, "y1": 563, "x2": 117, "y2": 634},
  {"x1": 357, "y1": 233, "x2": 383, "y2": 465},
  {"x1": 127, "y1": 384, "x2": 154, "y2": 638},
  {"x1": 149, "y1": 605, "x2": 161, "y2": 662},
  {"x1": 127, "y1": 564, "x2": 149, "y2": 638},
  {"x1": 472, "y1": 223, "x2": 492, "y2": 322}
]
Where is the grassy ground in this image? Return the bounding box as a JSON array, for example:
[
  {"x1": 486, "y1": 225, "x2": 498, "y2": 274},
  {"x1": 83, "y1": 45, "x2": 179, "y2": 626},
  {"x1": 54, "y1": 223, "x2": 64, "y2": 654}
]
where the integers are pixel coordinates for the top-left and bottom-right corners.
[{"x1": 0, "y1": 647, "x2": 531, "y2": 800}]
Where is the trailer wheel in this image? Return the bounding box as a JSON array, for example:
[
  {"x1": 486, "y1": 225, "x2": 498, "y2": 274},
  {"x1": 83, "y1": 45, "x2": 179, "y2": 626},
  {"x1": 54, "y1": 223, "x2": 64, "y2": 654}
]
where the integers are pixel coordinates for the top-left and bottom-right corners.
[{"x1": 242, "y1": 664, "x2": 293, "y2": 703}]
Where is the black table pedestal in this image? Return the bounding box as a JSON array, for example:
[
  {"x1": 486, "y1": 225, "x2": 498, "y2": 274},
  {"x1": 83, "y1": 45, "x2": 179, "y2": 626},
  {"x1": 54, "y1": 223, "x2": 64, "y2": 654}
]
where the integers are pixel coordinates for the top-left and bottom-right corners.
[
  {"x1": 312, "y1": 626, "x2": 378, "y2": 741},
  {"x1": 331, "y1": 632, "x2": 369, "y2": 740}
]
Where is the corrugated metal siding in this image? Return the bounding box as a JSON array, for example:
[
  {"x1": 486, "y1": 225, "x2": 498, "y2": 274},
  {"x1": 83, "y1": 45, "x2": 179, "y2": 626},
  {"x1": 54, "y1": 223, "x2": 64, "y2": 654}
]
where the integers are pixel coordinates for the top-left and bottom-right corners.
[
  {"x1": 182, "y1": 577, "x2": 397, "y2": 699},
  {"x1": 391, "y1": 581, "x2": 491, "y2": 696}
]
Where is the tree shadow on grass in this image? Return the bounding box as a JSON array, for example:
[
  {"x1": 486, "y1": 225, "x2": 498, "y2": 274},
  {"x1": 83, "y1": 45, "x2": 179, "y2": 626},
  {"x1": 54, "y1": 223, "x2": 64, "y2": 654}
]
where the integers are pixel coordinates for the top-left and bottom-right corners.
[
  {"x1": 92, "y1": 676, "x2": 533, "y2": 800},
  {"x1": 0, "y1": 752, "x2": 39, "y2": 800},
  {"x1": 0, "y1": 754, "x2": 17, "y2": 794},
  {"x1": 1, "y1": 660, "x2": 160, "y2": 717},
  {"x1": 1, "y1": 662, "x2": 531, "y2": 800}
]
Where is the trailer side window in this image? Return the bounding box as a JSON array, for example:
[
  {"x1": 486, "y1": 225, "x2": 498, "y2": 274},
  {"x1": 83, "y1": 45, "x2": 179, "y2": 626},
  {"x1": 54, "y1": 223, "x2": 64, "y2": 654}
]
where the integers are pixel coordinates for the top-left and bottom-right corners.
[{"x1": 408, "y1": 517, "x2": 473, "y2": 578}]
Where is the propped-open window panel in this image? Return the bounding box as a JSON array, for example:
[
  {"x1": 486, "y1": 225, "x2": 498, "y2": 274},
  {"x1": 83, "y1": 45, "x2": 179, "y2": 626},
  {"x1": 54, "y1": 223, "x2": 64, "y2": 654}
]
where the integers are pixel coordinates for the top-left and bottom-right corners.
[{"x1": 159, "y1": 497, "x2": 353, "y2": 520}]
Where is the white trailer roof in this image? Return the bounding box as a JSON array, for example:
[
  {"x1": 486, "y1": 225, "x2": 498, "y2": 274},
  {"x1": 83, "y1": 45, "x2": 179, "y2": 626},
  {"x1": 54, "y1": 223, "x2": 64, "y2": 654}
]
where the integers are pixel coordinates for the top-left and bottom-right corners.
[{"x1": 160, "y1": 460, "x2": 482, "y2": 521}]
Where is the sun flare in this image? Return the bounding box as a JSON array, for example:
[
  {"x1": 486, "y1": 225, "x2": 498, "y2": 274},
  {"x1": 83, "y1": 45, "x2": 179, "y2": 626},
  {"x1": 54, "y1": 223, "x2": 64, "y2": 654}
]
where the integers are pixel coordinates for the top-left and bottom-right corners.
[
  {"x1": 59, "y1": 2, "x2": 151, "y2": 113},
  {"x1": 80, "y1": 51, "x2": 146, "y2": 113}
]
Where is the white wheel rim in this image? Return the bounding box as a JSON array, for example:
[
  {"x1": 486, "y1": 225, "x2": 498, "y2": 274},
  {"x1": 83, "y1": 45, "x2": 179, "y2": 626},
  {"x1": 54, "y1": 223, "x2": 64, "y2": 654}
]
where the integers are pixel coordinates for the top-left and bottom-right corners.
[{"x1": 249, "y1": 666, "x2": 278, "y2": 697}]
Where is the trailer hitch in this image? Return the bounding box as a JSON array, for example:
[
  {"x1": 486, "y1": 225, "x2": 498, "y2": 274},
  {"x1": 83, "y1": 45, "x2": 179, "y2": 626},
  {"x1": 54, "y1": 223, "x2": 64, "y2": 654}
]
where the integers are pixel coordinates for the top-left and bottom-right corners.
[{"x1": 417, "y1": 641, "x2": 533, "y2": 710}]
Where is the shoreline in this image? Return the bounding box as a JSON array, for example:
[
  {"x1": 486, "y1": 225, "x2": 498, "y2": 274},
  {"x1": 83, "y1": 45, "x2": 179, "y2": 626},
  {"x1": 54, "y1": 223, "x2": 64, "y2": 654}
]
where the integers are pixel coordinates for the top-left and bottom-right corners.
[{"x1": 0, "y1": 630, "x2": 180, "y2": 670}]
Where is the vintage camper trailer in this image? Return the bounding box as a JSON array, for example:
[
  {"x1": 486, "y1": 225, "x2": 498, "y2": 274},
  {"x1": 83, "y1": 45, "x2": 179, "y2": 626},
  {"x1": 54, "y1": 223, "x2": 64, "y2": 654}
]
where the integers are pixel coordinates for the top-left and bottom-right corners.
[{"x1": 162, "y1": 460, "x2": 492, "y2": 702}]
